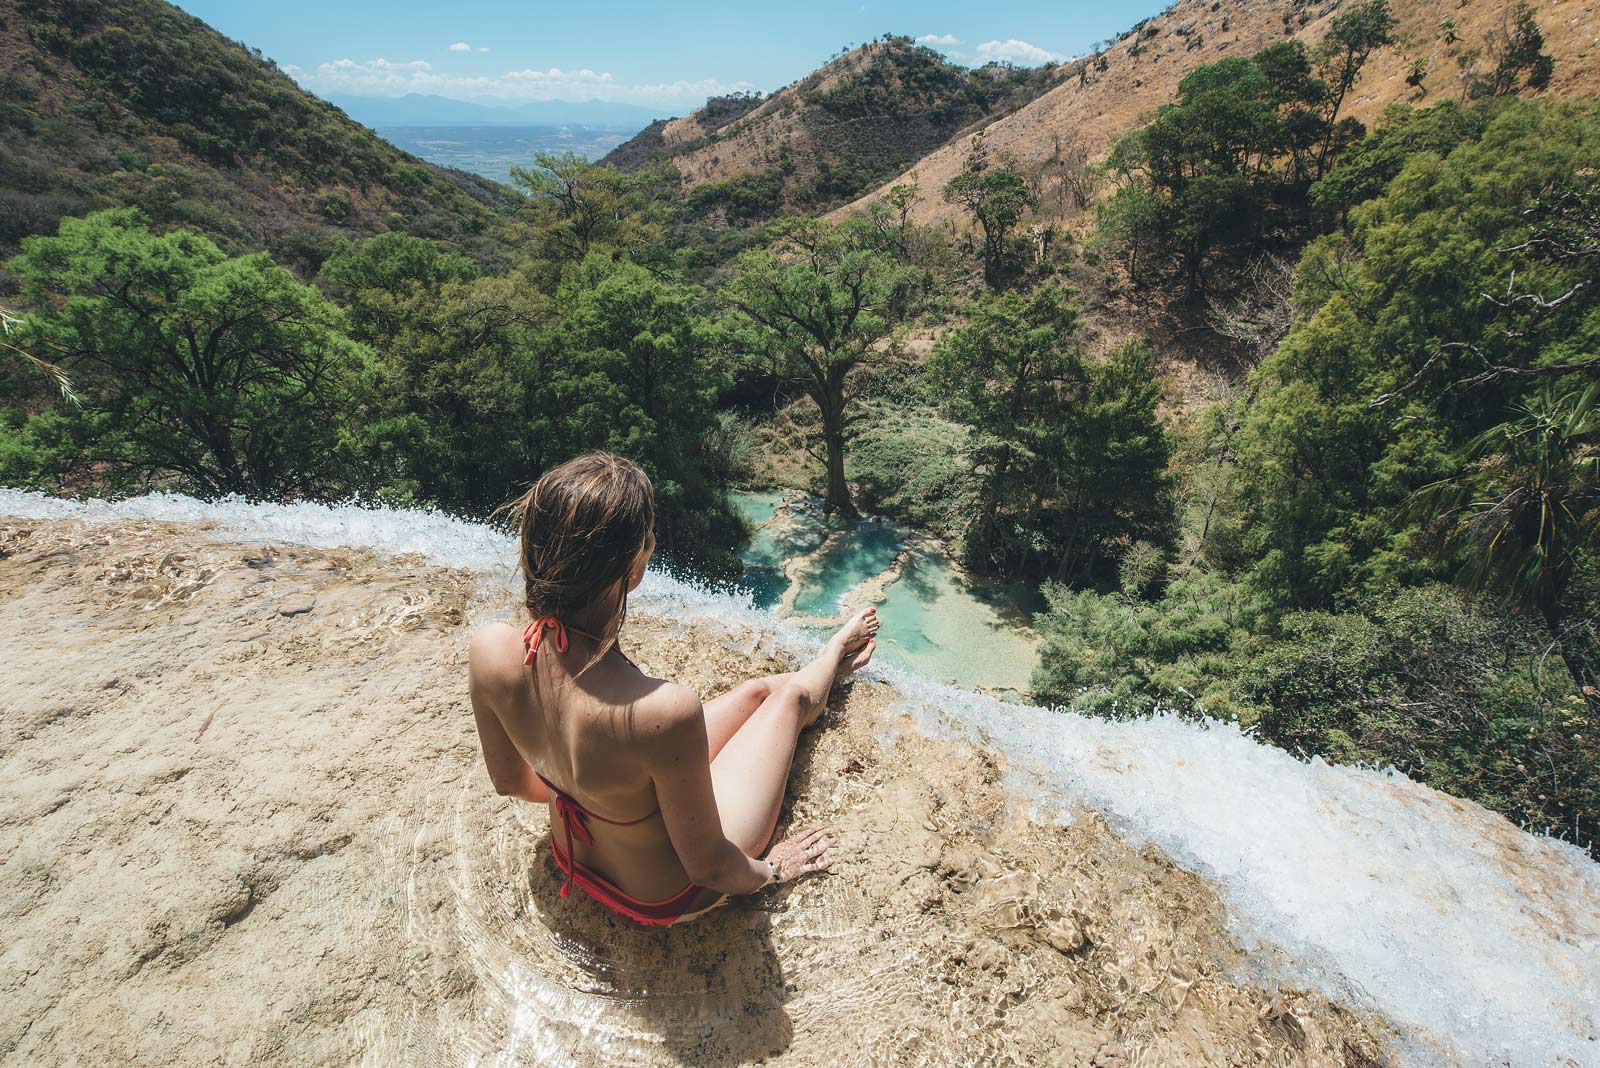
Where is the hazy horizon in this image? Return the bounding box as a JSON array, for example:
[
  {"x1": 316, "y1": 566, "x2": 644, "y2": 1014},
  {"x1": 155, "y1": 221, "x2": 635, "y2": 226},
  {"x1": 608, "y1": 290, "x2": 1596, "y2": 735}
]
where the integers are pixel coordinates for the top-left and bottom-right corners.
[{"x1": 171, "y1": 0, "x2": 1168, "y2": 117}]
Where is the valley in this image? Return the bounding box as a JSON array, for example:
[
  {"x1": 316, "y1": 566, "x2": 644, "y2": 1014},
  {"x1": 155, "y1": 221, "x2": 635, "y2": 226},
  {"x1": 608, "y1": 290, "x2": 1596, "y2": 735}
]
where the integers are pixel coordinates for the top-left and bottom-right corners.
[
  {"x1": 3, "y1": 0, "x2": 1599, "y2": 1062},
  {"x1": 375, "y1": 124, "x2": 637, "y2": 183}
]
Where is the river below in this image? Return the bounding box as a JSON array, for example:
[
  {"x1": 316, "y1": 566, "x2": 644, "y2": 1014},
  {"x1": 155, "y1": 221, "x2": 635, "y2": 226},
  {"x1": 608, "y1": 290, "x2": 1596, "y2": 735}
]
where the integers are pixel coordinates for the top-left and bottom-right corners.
[{"x1": 728, "y1": 491, "x2": 1041, "y2": 696}]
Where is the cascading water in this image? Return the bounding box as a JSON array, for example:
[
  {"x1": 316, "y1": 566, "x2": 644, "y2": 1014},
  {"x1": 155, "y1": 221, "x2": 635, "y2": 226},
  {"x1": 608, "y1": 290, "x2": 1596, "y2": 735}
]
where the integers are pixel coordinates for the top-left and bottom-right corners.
[{"x1": 4, "y1": 488, "x2": 1597, "y2": 1067}]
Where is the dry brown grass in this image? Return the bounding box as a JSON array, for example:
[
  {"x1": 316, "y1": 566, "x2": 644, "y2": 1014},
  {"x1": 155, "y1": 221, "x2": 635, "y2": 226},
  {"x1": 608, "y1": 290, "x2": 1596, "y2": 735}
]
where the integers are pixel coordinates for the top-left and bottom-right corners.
[{"x1": 837, "y1": 0, "x2": 1600, "y2": 228}]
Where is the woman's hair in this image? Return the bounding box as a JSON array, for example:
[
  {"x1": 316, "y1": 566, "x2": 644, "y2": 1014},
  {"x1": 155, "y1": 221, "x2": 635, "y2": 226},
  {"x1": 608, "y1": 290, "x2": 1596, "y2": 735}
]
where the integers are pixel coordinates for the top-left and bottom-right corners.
[{"x1": 507, "y1": 452, "x2": 655, "y2": 673}]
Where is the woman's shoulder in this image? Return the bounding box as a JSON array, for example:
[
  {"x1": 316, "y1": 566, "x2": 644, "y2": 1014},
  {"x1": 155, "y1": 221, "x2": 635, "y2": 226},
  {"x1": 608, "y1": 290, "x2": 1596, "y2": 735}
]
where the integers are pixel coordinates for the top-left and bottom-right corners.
[
  {"x1": 631, "y1": 678, "x2": 705, "y2": 736},
  {"x1": 467, "y1": 622, "x2": 525, "y2": 693}
]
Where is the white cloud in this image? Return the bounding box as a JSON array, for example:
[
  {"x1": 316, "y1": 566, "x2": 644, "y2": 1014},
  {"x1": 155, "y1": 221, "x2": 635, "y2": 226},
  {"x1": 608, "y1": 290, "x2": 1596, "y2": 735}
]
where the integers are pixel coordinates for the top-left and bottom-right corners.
[
  {"x1": 448, "y1": 41, "x2": 471, "y2": 52},
  {"x1": 975, "y1": 38, "x2": 1064, "y2": 65},
  {"x1": 915, "y1": 33, "x2": 960, "y2": 47},
  {"x1": 286, "y1": 56, "x2": 751, "y2": 108},
  {"x1": 478, "y1": 46, "x2": 490, "y2": 53}
]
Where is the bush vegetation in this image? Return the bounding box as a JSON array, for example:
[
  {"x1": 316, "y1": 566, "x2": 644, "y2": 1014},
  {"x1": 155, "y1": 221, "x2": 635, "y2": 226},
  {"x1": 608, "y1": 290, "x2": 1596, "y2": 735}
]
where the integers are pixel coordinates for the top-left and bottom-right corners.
[
  {"x1": 2, "y1": 0, "x2": 1595, "y2": 854},
  {"x1": 0, "y1": 0, "x2": 513, "y2": 266}
]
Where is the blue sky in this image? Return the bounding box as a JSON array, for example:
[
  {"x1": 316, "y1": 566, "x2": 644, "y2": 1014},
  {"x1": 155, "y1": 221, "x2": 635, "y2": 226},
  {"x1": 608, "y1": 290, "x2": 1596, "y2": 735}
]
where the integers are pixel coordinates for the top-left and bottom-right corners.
[{"x1": 174, "y1": 1, "x2": 1166, "y2": 114}]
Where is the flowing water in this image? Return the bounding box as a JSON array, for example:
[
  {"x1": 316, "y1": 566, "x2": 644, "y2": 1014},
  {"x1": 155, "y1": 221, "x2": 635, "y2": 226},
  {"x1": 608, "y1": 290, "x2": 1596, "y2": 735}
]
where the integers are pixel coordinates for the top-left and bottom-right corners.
[
  {"x1": 5, "y1": 488, "x2": 1599, "y2": 1067},
  {"x1": 730, "y1": 492, "x2": 1040, "y2": 695}
]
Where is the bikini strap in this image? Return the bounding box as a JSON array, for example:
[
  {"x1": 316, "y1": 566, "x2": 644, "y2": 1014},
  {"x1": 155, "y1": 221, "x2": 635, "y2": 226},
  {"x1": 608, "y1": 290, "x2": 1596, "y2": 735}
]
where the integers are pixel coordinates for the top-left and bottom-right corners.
[
  {"x1": 521, "y1": 616, "x2": 604, "y2": 666},
  {"x1": 538, "y1": 773, "x2": 593, "y2": 899}
]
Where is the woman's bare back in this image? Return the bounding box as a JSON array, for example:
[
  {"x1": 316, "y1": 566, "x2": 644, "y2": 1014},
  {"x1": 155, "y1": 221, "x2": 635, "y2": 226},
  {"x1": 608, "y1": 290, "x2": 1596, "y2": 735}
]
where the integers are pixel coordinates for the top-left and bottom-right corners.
[{"x1": 469, "y1": 621, "x2": 707, "y2": 903}]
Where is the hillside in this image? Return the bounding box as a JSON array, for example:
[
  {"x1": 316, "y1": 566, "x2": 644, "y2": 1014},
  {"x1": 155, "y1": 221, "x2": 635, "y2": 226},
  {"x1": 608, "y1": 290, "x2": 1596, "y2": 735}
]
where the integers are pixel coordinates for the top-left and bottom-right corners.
[
  {"x1": 842, "y1": 0, "x2": 1600, "y2": 225},
  {"x1": 0, "y1": 0, "x2": 515, "y2": 271},
  {"x1": 604, "y1": 36, "x2": 1065, "y2": 218}
]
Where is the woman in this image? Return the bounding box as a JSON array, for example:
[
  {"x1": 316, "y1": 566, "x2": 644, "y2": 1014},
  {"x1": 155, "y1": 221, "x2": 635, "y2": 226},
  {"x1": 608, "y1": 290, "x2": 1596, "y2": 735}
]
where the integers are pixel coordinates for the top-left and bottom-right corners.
[{"x1": 468, "y1": 453, "x2": 880, "y2": 926}]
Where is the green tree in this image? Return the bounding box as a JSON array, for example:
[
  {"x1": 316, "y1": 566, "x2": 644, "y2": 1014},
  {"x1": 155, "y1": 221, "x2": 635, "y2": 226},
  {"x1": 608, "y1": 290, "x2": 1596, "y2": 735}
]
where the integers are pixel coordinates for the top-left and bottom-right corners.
[
  {"x1": 8, "y1": 209, "x2": 366, "y2": 496},
  {"x1": 509, "y1": 152, "x2": 675, "y2": 281},
  {"x1": 864, "y1": 178, "x2": 921, "y2": 262},
  {"x1": 1466, "y1": 2, "x2": 1556, "y2": 100},
  {"x1": 1413, "y1": 385, "x2": 1600, "y2": 718},
  {"x1": 930, "y1": 283, "x2": 1083, "y2": 570},
  {"x1": 722, "y1": 218, "x2": 911, "y2": 518},
  {"x1": 1043, "y1": 339, "x2": 1174, "y2": 583},
  {"x1": 943, "y1": 136, "x2": 1037, "y2": 287},
  {"x1": 1239, "y1": 100, "x2": 1600, "y2": 615},
  {"x1": 1310, "y1": 0, "x2": 1398, "y2": 178},
  {"x1": 1102, "y1": 56, "x2": 1279, "y2": 295},
  {"x1": 1100, "y1": 14, "x2": 1393, "y2": 293},
  {"x1": 1095, "y1": 179, "x2": 1166, "y2": 286},
  {"x1": 320, "y1": 233, "x2": 548, "y2": 512},
  {"x1": 943, "y1": 169, "x2": 1036, "y2": 286},
  {"x1": 1032, "y1": 568, "x2": 1250, "y2": 715},
  {"x1": 1310, "y1": 99, "x2": 1491, "y2": 218},
  {"x1": 553, "y1": 254, "x2": 740, "y2": 569},
  {"x1": 321, "y1": 235, "x2": 742, "y2": 571}
]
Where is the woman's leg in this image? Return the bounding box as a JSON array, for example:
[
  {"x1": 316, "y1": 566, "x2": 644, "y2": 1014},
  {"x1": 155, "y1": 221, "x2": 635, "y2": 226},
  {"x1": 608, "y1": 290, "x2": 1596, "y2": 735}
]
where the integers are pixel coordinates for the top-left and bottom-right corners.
[
  {"x1": 709, "y1": 609, "x2": 878, "y2": 854},
  {"x1": 701, "y1": 674, "x2": 792, "y2": 761}
]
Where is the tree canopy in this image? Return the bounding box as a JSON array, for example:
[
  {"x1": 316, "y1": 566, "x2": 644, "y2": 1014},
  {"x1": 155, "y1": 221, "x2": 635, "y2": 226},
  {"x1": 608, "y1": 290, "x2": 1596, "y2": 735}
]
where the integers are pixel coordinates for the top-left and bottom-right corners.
[
  {"x1": 721, "y1": 218, "x2": 912, "y2": 517},
  {"x1": 8, "y1": 209, "x2": 367, "y2": 496}
]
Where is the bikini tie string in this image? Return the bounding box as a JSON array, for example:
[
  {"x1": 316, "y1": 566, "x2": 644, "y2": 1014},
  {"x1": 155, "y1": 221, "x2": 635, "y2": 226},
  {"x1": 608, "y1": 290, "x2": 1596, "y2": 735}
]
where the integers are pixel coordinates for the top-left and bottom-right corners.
[
  {"x1": 522, "y1": 616, "x2": 569, "y2": 665},
  {"x1": 550, "y1": 794, "x2": 593, "y2": 897}
]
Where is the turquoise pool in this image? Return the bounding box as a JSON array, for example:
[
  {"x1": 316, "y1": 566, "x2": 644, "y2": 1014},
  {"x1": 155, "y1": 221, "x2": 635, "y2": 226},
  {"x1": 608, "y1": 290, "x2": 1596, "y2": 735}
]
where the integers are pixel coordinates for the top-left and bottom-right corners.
[{"x1": 727, "y1": 491, "x2": 1041, "y2": 695}]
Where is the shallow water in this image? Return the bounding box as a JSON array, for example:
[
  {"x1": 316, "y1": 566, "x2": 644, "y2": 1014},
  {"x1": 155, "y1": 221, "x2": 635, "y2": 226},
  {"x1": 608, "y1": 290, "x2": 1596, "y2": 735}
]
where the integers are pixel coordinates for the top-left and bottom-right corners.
[
  {"x1": 732, "y1": 489, "x2": 787, "y2": 528},
  {"x1": 6, "y1": 488, "x2": 1599, "y2": 1067},
  {"x1": 727, "y1": 491, "x2": 831, "y2": 610},
  {"x1": 729, "y1": 493, "x2": 1040, "y2": 695},
  {"x1": 788, "y1": 521, "x2": 902, "y2": 618},
  {"x1": 873, "y1": 548, "x2": 1041, "y2": 695},
  {"x1": 372, "y1": 779, "x2": 809, "y2": 1066}
]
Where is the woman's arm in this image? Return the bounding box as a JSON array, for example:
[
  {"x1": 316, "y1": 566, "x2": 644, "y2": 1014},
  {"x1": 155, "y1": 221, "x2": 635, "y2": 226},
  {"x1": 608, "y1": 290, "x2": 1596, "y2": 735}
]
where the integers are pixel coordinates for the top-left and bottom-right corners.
[
  {"x1": 467, "y1": 626, "x2": 550, "y2": 804},
  {"x1": 646, "y1": 689, "x2": 773, "y2": 896}
]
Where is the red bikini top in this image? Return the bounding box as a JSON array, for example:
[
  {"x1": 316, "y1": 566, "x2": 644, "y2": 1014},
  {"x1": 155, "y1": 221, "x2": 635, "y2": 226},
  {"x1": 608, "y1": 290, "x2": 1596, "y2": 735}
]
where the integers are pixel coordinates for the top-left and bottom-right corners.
[
  {"x1": 522, "y1": 616, "x2": 660, "y2": 897},
  {"x1": 522, "y1": 616, "x2": 599, "y2": 665}
]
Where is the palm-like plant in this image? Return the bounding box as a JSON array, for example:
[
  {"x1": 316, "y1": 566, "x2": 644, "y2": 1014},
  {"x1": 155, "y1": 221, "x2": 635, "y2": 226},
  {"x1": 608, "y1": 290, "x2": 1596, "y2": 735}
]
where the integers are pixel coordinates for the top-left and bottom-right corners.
[
  {"x1": 1, "y1": 304, "x2": 78, "y2": 405},
  {"x1": 1414, "y1": 383, "x2": 1600, "y2": 716}
]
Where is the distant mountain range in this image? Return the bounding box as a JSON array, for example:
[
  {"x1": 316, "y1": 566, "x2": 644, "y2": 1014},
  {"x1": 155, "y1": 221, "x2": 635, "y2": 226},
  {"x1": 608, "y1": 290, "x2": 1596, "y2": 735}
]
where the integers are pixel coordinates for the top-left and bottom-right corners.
[
  {"x1": 602, "y1": 1, "x2": 1600, "y2": 229},
  {"x1": 326, "y1": 93, "x2": 666, "y2": 130}
]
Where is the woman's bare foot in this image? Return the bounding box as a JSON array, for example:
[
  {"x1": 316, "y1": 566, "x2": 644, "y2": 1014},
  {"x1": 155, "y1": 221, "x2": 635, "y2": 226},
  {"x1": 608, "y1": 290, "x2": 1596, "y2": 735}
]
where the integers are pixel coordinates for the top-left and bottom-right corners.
[
  {"x1": 833, "y1": 606, "x2": 880, "y2": 663},
  {"x1": 833, "y1": 607, "x2": 879, "y2": 678},
  {"x1": 786, "y1": 608, "x2": 882, "y2": 728},
  {"x1": 839, "y1": 637, "x2": 876, "y2": 676}
]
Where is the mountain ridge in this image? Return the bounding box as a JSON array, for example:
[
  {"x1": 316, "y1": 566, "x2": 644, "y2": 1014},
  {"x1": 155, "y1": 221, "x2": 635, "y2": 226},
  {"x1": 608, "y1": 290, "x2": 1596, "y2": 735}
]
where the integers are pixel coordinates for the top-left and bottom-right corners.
[
  {"x1": 0, "y1": 0, "x2": 515, "y2": 269},
  {"x1": 603, "y1": 36, "x2": 1065, "y2": 216},
  {"x1": 840, "y1": 0, "x2": 1600, "y2": 225}
]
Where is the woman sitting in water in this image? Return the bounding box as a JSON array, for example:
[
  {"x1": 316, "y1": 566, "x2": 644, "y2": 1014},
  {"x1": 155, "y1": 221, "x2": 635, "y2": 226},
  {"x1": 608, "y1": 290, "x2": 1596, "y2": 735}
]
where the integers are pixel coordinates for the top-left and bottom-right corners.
[{"x1": 468, "y1": 452, "x2": 879, "y2": 926}]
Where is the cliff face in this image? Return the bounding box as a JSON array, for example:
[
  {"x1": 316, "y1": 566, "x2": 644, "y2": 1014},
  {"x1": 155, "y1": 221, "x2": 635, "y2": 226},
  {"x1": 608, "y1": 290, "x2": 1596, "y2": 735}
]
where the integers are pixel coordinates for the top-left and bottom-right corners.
[{"x1": 839, "y1": 0, "x2": 1600, "y2": 226}]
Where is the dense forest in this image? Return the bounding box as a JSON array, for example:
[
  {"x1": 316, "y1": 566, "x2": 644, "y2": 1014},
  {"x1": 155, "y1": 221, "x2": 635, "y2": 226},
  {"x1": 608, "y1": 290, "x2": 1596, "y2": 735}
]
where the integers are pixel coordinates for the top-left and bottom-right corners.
[{"x1": 2, "y1": 0, "x2": 1597, "y2": 853}]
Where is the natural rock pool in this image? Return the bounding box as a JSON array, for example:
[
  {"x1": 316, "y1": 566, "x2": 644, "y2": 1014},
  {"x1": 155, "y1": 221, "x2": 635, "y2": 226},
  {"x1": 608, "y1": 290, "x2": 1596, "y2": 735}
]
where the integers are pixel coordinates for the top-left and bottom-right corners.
[{"x1": 729, "y1": 491, "x2": 1041, "y2": 696}]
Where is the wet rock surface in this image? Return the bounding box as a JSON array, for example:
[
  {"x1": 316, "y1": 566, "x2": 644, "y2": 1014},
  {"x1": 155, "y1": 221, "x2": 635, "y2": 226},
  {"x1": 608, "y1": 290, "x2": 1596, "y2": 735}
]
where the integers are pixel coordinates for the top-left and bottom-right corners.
[{"x1": 0, "y1": 517, "x2": 1392, "y2": 1066}]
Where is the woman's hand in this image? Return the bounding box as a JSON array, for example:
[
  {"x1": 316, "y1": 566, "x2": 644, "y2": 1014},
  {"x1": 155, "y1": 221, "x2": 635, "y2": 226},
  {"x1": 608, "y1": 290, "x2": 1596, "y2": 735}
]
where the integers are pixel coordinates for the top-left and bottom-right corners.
[{"x1": 764, "y1": 826, "x2": 837, "y2": 884}]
